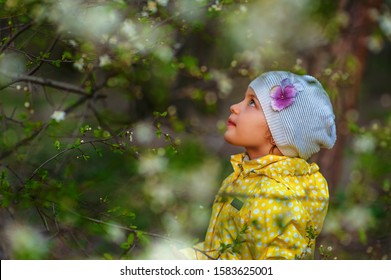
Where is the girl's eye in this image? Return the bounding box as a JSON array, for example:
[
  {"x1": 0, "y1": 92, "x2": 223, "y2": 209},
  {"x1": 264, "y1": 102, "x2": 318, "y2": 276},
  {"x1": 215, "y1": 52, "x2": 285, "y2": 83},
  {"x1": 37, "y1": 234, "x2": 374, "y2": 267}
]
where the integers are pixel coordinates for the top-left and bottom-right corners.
[{"x1": 249, "y1": 99, "x2": 256, "y2": 107}]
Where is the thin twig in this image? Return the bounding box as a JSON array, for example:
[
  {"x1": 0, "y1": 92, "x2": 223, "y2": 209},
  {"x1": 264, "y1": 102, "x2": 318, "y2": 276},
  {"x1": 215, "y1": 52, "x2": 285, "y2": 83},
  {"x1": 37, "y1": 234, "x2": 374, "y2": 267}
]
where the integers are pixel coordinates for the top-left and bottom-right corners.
[
  {"x1": 0, "y1": 126, "x2": 44, "y2": 161},
  {"x1": 27, "y1": 137, "x2": 114, "y2": 182},
  {"x1": 27, "y1": 35, "x2": 61, "y2": 76},
  {"x1": 0, "y1": 22, "x2": 33, "y2": 54},
  {"x1": 27, "y1": 148, "x2": 73, "y2": 182},
  {"x1": 1, "y1": 72, "x2": 89, "y2": 95},
  {"x1": 5, "y1": 46, "x2": 73, "y2": 64},
  {"x1": 69, "y1": 230, "x2": 90, "y2": 258},
  {"x1": 35, "y1": 206, "x2": 50, "y2": 232},
  {"x1": 52, "y1": 203, "x2": 60, "y2": 233},
  {"x1": 72, "y1": 210, "x2": 183, "y2": 245},
  {"x1": 0, "y1": 164, "x2": 24, "y2": 187}
]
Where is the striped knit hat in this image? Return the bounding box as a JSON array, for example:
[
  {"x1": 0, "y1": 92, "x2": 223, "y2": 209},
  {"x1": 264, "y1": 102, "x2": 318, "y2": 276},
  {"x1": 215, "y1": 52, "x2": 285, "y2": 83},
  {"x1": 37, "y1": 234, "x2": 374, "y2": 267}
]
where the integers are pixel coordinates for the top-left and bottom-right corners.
[{"x1": 249, "y1": 71, "x2": 336, "y2": 160}]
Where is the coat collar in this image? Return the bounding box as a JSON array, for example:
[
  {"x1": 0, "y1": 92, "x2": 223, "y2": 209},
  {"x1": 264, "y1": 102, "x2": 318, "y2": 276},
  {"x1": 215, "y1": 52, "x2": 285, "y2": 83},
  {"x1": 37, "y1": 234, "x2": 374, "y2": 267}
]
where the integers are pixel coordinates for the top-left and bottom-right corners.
[{"x1": 230, "y1": 153, "x2": 319, "y2": 178}]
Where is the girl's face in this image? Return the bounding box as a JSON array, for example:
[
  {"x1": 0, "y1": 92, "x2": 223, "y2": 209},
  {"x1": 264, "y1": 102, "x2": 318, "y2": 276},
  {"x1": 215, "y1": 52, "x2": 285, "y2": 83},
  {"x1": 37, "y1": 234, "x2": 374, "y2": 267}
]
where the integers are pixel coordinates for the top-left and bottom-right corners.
[{"x1": 224, "y1": 87, "x2": 275, "y2": 159}]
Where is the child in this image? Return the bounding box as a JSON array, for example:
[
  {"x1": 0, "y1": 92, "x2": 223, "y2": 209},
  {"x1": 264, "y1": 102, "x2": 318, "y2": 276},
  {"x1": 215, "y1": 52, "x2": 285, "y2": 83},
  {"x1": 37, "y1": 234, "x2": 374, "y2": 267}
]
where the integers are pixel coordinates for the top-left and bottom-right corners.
[{"x1": 189, "y1": 71, "x2": 336, "y2": 260}]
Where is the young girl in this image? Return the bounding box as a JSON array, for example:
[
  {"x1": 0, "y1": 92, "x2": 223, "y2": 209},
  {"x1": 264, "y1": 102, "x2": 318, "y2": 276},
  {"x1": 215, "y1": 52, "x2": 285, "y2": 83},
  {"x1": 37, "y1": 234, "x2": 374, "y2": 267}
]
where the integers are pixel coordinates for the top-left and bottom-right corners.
[{"x1": 188, "y1": 71, "x2": 336, "y2": 260}]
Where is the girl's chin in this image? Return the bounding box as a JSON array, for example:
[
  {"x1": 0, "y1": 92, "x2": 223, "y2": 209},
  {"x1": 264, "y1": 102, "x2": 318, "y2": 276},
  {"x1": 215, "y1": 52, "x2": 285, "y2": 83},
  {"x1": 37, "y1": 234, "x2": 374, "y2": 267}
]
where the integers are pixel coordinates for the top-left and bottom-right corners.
[
  {"x1": 223, "y1": 133, "x2": 238, "y2": 145},
  {"x1": 223, "y1": 131, "x2": 231, "y2": 142}
]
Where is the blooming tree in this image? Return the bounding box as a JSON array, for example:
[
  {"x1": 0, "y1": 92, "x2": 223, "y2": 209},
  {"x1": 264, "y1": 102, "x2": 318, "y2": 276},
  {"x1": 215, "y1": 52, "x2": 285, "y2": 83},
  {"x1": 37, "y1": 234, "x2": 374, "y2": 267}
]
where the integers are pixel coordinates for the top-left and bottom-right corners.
[{"x1": 0, "y1": 0, "x2": 390, "y2": 259}]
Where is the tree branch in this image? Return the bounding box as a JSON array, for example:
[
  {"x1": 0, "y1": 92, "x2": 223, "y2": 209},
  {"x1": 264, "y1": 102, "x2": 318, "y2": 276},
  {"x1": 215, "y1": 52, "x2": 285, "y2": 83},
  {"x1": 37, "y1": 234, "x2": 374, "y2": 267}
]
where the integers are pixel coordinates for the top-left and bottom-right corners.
[
  {"x1": 27, "y1": 34, "x2": 61, "y2": 76},
  {"x1": 0, "y1": 22, "x2": 33, "y2": 54},
  {"x1": 1, "y1": 72, "x2": 89, "y2": 95},
  {"x1": 26, "y1": 137, "x2": 115, "y2": 182},
  {"x1": 65, "y1": 207, "x2": 184, "y2": 245},
  {"x1": 0, "y1": 126, "x2": 44, "y2": 161}
]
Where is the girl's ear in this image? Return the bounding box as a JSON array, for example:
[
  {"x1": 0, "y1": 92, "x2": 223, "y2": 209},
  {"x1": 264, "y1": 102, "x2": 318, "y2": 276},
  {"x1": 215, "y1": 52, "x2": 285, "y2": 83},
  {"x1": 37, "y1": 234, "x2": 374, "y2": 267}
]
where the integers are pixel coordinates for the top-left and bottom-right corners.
[{"x1": 265, "y1": 128, "x2": 283, "y2": 156}]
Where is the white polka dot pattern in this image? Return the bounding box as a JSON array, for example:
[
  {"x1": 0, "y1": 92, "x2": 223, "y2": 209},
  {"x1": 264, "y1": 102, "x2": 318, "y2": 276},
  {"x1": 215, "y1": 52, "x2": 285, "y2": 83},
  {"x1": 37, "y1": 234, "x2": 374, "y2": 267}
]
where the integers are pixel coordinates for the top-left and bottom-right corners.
[{"x1": 195, "y1": 153, "x2": 329, "y2": 260}]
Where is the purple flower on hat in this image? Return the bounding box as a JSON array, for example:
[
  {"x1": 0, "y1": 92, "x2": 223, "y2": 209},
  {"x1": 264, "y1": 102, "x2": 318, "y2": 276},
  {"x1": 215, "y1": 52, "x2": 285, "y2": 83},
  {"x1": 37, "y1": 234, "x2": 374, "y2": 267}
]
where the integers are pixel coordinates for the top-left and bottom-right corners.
[{"x1": 270, "y1": 77, "x2": 304, "y2": 111}]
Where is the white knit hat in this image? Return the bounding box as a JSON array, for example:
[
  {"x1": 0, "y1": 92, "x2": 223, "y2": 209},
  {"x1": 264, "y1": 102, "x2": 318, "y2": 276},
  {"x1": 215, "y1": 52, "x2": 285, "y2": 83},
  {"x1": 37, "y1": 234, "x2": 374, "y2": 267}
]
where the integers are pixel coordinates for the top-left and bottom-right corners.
[{"x1": 249, "y1": 71, "x2": 336, "y2": 160}]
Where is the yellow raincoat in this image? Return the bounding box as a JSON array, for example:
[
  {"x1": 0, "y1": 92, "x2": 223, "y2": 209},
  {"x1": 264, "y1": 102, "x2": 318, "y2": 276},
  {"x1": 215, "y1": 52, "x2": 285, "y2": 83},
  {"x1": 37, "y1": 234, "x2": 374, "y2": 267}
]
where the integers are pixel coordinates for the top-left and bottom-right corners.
[{"x1": 190, "y1": 153, "x2": 329, "y2": 260}]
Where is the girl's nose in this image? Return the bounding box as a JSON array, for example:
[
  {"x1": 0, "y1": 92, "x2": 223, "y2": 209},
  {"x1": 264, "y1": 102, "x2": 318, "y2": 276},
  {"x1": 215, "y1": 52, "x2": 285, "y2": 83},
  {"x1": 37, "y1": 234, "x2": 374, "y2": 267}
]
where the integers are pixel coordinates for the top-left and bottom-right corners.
[{"x1": 230, "y1": 102, "x2": 240, "y2": 114}]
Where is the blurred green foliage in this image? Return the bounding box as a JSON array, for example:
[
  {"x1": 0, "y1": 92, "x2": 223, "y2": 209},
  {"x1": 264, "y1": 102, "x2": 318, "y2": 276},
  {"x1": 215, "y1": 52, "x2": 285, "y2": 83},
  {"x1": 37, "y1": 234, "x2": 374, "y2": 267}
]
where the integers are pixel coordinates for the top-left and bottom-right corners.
[{"x1": 0, "y1": 0, "x2": 390, "y2": 260}]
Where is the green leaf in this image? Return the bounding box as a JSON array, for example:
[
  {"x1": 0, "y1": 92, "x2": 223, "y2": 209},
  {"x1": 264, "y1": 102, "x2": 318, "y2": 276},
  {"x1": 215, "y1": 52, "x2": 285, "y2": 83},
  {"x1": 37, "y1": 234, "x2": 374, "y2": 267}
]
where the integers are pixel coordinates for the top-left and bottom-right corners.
[
  {"x1": 120, "y1": 242, "x2": 130, "y2": 250},
  {"x1": 358, "y1": 228, "x2": 367, "y2": 244},
  {"x1": 82, "y1": 155, "x2": 90, "y2": 161},
  {"x1": 71, "y1": 138, "x2": 82, "y2": 148},
  {"x1": 156, "y1": 126, "x2": 162, "y2": 139},
  {"x1": 95, "y1": 148, "x2": 103, "y2": 157},
  {"x1": 2, "y1": 129, "x2": 19, "y2": 147},
  {"x1": 54, "y1": 140, "x2": 61, "y2": 150},
  {"x1": 136, "y1": 231, "x2": 149, "y2": 246},
  {"x1": 127, "y1": 233, "x2": 135, "y2": 245},
  {"x1": 102, "y1": 131, "x2": 111, "y2": 138},
  {"x1": 40, "y1": 51, "x2": 50, "y2": 59},
  {"x1": 52, "y1": 60, "x2": 61, "y2": 68},
  {"x1": 39, "y1": 170, "x2": 48, "y2": 181},
  {"x1": 93, "y1": 128, "x2": 102, "y2": 138},
  {"x1": 153, "y1": 111, "x2": 168, "y2": 118},
  {"x1": 62, "y1": 51, "x2": 73, "y2": 60},
  {"x1": 103, "y1": 253, "x2": 113, "y2": 260},
  {"x1": 80, "y1": 125, "x2": 92, "y2": 135}
]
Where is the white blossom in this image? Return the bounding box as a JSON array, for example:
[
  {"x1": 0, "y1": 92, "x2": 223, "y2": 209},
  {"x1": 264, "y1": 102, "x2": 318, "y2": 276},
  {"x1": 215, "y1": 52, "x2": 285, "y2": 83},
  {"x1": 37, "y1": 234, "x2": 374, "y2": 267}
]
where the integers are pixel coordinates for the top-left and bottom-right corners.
[
  {"x1": 121, "y1": 20, "x2": 138, "y2": 40},
  {"x1": 73, "y1": 57, "x2": 84, "y2": 71},
  {"x1": 51, "y1": 110, "x2": 66, "y2": 122},
  {"x1": 147, "y1": 1, "x2": 158, "y2": 13},
  {"x1": 353, "y1": 134, "x2": 376, "y2": 153},
  {"x1": 48, "y1": 0, "x2": 119, "y2": 41},
  {"x1": 134, "y1": 122, "x2": 154, "y2": 143},
  {"x1": 99, "y1": 54, "x2": 112, "y2": 67},
  {"x1": 68, "y1": 39, "x2": 78, "y2": 47},
  {"x1": 343, "y1": 206, "x2": 374, "y2": 231},
  {"x1": 6, "y1": 223, "x2": 49, "y2": 258},
  {"x1": 138, "y1": 155, "x2": 168, "y2": 175},
  {"x1": 157, "y1": 0, "x2": 169, "y2": 6},
  {"x1": 380, "y1": 12, "x2": 391, "y2": 38},
  {"x1": 211, "y1": 70, "x2": 233, "y2": 97}
]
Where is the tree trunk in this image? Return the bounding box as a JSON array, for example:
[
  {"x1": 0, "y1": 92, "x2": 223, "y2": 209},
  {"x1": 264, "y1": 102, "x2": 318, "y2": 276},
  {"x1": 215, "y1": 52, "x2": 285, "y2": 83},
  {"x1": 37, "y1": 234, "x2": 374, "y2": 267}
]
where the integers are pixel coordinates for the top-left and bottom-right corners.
[{"x1": 310, "y1": 0, "x2": 382, "y2": 193}]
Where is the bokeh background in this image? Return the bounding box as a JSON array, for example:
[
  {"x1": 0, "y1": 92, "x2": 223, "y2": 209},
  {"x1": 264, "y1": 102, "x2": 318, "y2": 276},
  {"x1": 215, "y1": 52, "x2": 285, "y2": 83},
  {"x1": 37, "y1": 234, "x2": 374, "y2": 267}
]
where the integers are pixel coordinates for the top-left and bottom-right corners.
[{"x1": 0, "y1": 0, "x2": 390, "y2": 259}]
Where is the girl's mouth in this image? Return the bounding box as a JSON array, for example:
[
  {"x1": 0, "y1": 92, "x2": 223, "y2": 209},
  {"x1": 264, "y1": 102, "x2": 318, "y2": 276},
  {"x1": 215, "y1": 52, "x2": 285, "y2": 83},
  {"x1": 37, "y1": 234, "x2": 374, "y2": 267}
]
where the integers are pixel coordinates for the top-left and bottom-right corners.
[{"x1": 227, "y1": 119, "x2": 236, "y2": 127}]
